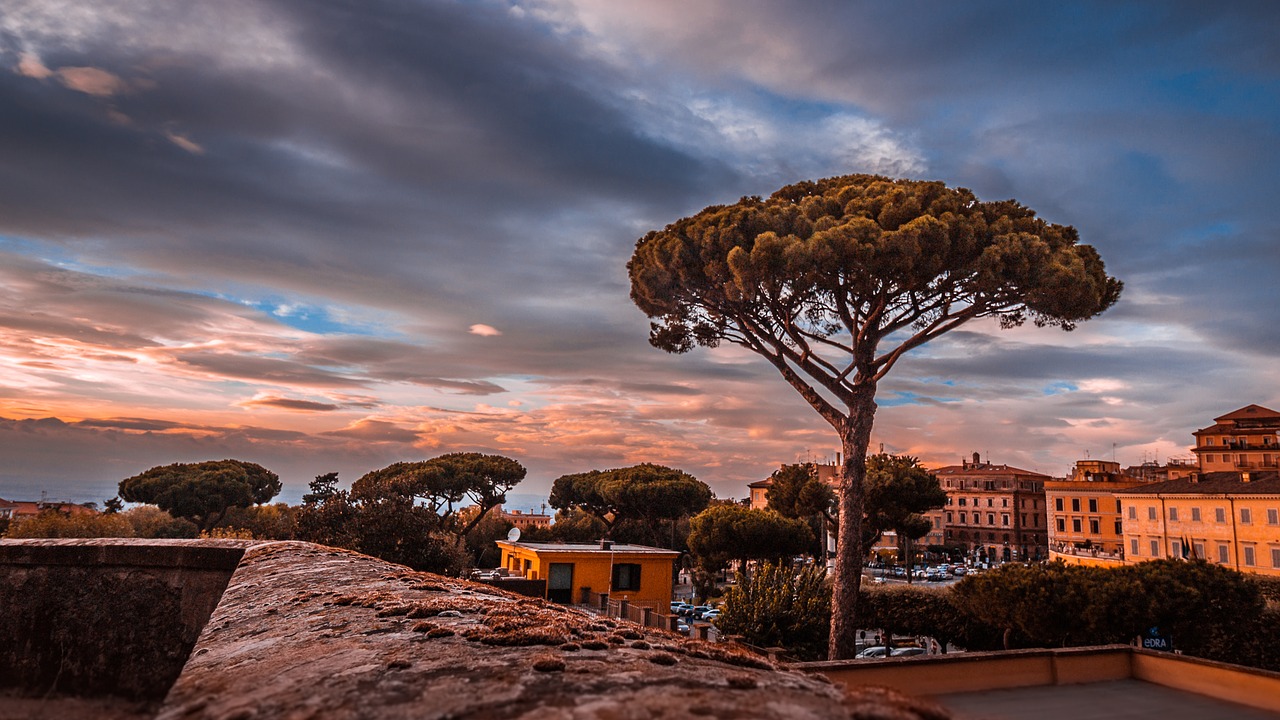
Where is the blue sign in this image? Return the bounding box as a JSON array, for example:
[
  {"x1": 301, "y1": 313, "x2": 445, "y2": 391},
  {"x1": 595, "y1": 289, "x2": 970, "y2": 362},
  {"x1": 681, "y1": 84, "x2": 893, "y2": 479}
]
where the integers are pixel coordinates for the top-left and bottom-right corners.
[{"x1": 1143, "y1": 627, "x2": 1172, "y2": 651}]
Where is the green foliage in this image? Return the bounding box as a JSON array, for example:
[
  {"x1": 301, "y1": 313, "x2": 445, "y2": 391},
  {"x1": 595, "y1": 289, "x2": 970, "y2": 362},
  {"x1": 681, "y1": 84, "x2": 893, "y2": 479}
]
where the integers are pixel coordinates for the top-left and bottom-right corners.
[
  {"x1": 293, "y1": 491, "x2": 466, "y2": 574},
  {"x1": 687, "y1": 504, "x2": 814, "y2": 575},
  {"x1": 352, "y1": 453, "x2": 525, "y2": 537},
  {"x1": 548, "y1": 463, "x2": 710, "y2": 548},
  {"x1": 211, "y1": 503, "x2": 298, "y2": 540},
  {"x1": 4, "y1": 510, "x2": 135, "y2": 538},
  {"x1": 521, "y1": 507, "x2": 608, "y2": 543},
  {"x1": 862, "y1": 454, "x2": 947, "y2": 554},
  {"x1": 303, "y1": 472, "x2": 340, "y2": 505},
  {"x1": 860, "y1": 584, "x2": 999, "y2": 652},
  {"x1": 767, "y1": 464, "x2": 837, "y2": 522},
  {"x1": 121, "y1": 506, "x2": 199, "y2": 538},
  {"x1": 630, "y1": 174, "x2": 1122, "y2": 659},
  {"x1": 717, "y1": 562, "x2": 831, "y2": 661},
  {"x1": 459, "y1": 505, "x2": 514, "y2": 568},
  {"x1": 118, "y1": 459, "x2": 281, "y2": 531},
  {"x1": 103, "y1": 496, "x2": 124, "y2": 514},
  {"x1": 947, "y1": 559, "x2": 1270, "y2": 663}
]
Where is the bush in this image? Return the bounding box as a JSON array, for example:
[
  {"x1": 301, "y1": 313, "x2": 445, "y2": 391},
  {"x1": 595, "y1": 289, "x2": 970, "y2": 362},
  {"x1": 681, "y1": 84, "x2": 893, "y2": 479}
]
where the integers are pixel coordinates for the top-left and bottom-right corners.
[
  {"x1": 5, "y1": 510, "x2": 135, "y2": 538},
  {"x1": 716, "y1": 562, "x2": 830, "y2": 661},
  {"x1": 122, "y1": 506, "x2": 199, "y2": 538}
]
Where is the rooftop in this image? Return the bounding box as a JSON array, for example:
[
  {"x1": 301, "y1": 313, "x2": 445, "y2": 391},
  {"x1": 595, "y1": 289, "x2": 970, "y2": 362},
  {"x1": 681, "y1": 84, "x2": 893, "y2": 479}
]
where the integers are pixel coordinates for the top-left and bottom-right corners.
[
  {"x1": 498, "y1": 540, "x2": 681, "y2": 555},
  {"x1": 1115, "y1": 470, "x2": 1280, "y2": 495}
]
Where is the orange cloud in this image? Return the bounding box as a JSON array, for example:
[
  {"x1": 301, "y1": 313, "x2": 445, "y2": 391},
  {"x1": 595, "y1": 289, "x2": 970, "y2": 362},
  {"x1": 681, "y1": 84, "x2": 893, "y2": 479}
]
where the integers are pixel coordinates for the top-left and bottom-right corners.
[{"x1": 55, "y1": 66, "x2": 127, "y2": 96}]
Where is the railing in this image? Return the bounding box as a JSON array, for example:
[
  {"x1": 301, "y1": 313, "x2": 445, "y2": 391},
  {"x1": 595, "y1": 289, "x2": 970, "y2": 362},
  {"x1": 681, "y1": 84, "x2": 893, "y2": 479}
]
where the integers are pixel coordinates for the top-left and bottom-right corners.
[
  {"x1": 1051, "y1": 543, "x2": 1123, "y2": 560},
  {"x1": 580, "y1": 589, "x2": 685, "y2": 633}
]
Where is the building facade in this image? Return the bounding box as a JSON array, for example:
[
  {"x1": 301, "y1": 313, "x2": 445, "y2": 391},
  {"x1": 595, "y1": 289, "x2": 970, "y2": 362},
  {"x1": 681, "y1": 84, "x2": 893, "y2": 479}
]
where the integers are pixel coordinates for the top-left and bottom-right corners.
[
  {"x1": 937, "y1": 454, "x2": 1049, "y2": 562},
  {"x1": 1118, "y1": 471, "x2": 1280, "y2": 576},
  {"x1": 1046, "y1": 460, "x2": 1156, "y2": 567},
  {"x1": 495, "y1": 540, "x2": 679, "y2": 608},
  {"x1": 1192, "y1": 404, "x2": 1280, "y2": 473},
  {"x1": 1114, "y1": 405, "x2": 1280, "y2": 577}
]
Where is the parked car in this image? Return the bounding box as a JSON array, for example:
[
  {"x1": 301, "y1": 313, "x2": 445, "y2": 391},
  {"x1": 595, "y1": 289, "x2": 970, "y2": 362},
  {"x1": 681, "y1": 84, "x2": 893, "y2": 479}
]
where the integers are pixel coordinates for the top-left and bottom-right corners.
[
  {"x1": 672, "y1": 602, "x2": 694, "y2": 616},
  {"x1": 689, "y1": 605, "x2": 712, "y2": 619},
  {"x1": 856, "y1": 646, "x2": 889, "y2": 658},
  {"x1": 700, "y1": 608, "x2": 721, "y2": 621},
  {"x1": 890, "y1": 647, "x2": 925, "y2": 657},
  {"x1": 951, "y1": 566, "x2": 968, "y2": 576}
]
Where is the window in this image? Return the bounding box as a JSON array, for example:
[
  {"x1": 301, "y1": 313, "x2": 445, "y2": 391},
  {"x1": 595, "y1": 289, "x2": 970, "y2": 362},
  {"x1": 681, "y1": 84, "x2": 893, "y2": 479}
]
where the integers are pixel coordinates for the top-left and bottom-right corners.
[
  {"x1": 1072, "y1": 518, "x2": 1082, "y2": 532},
  {"x1": 1171, "y1": 539, "x2": 1182, "y2": 557},
  {"x1": 1272, "y1": 548, "x2": 1280, "y2": 569},
  {"x1": 1269, "y1": 509, "x2": 1279, "y2": 525},
  {"x1": 1089, "y1": 519, "x2": 1100, "y2": 534},
  {"x1": 1001, "y1": 514, "x2": 1009, "y2": 526},
  {"x1": 1088, "y1": 498, "x2": 1098, "y2": 513},
  {"x1": 960, "y1": 512, "x2": 967, "y2": 524},
  {"x1": 1055, "y1": 497, "x2": 1064, "y2": 511},
  {"x1": 1021, "y1": 513, "x2": 1027, "y2": 525},
  {"x1": 1130, "y1": 538, "x2": 1139, "y2": 556},
  {"x1": 1056, "y1": 518, "x2": 1065, "y2": 532},
  {"x1": 987, "y1": 513, "x2": 995, "y2": 525},
  {"x1": 1150, "y1": 540, "x2": 1160, "y2": 557},
  {"x1": 959, "y1": 498, "x2": 967, "y2": 507},
  {"x1": 1216, "y1": 507, "x2": 1227, "y2": 523},
  {"x1": 1033, "y1": 513, "x2": 1039, "y2": 525},
  {"x1": 1191, "y1": 507, "x2": 1201, "y2": 521},
  {"x1": 1002, "y1": 498, "x2": 1008, "y2": 508},
  {"x1": 1244, "y1": 546, "x2": 1256, "y2": 567},
  {"x1": 612, "y1": 563, "x2": 642, "y2": 591},
  {"x1": 1242, "y1": 508, "x2": 1253, "y2": 524},
  {"x1": 1115, "y1": 521, "x2": 1123, "y2": 535},
  {"x1": 1115, "y1": 499, "x2": 1122, "y2": 513},
  {"x1": 1218, "y1": 544, "x2": 1230, "y2": 564},
  {"x1": 1193, "y1": 542, "x2": 1205, "y2": 560},
  {"x1": 1147, "y1": 506, "x2": 1157, "y2": 520},
  {"x1": 1128, "y1": 506, "x2": 1137, "y2": 520},
  {"x1": 987, "y1": 498, "x2": 994, "y2": 507},
  {"x1": 1206, "y1": 437, "x2": 1215, "y2": 445},
  {"x1": 946, "y1": 512, "x2": 953, "y2": 523},
  {"x1": 1205, "y1": 454, "x2": 1215, "y2": 463},
  {"x1": 1071, "y1": 498, "x2": 1081, "y2": 512}
]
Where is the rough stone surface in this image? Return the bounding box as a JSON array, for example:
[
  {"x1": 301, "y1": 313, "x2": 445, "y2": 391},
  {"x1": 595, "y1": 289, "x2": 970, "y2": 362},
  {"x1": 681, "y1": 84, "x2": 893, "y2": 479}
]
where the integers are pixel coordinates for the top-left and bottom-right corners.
[
  {"x1": 0, "y1": 539, "x2": 251, "y2": 701},
  {"x1": 160, "y1": 541, "x2": 950, "y2": 719}
]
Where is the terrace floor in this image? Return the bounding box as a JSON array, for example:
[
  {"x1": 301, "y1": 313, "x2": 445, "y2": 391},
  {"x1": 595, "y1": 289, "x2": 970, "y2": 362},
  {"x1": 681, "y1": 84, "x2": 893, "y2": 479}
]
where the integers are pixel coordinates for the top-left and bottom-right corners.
[{"x1": 936, "y1": 678, "x2": 1280, "y2": 720}]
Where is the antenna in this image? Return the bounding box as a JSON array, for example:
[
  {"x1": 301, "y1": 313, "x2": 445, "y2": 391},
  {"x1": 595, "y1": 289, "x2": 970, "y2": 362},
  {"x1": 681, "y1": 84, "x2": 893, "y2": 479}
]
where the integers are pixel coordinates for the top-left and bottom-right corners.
[{"x1": 506, "y1": 527, "x2": 521, "y2": 542}]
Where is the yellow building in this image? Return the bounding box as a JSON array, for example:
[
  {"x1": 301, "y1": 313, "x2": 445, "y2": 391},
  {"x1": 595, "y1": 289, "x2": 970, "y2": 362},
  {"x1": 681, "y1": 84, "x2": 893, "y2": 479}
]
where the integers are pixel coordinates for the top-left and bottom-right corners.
[
  {"x1": 1118, "y1": 470, "x2": 1280, "y2": 576},
  {"x1": 1046, "y1": 459, "x2": 1156, "y2": 568},
  {"x1": 495, "y1": 540, "x2": 679, "y2": 607},
  {"x1": 1192, "y1": 404, "x2": 1280, "y2": 473}
]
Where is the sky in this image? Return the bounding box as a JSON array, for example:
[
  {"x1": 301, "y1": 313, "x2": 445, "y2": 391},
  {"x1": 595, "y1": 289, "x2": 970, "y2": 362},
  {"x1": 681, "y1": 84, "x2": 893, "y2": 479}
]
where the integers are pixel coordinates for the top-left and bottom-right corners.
[{"x1": 1, "y1": 0, "x2": 1278, "y2": 507}]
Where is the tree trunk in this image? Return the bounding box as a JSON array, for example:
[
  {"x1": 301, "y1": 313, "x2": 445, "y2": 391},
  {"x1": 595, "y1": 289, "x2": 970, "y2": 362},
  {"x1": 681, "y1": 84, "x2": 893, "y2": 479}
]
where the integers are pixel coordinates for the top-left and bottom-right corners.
[{"x1": 828, "y1": 388, "x2": 877, "y2": 660}]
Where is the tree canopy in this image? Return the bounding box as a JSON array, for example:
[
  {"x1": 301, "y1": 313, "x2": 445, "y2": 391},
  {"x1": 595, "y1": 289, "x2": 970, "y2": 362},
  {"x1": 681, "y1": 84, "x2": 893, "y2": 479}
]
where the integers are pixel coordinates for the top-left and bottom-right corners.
[
  {"x1": 687, "y1": 504, "x2": 815, "y2": 576},
  {"x1": 548, "y1": 463, "x2": 711, "y2": 544},
  {"x1": 118, "y1": 459, "x2": 281, "y2": 532},
  {"x1": 351, "y1": 453, "x2": 526, "y2": 537},
  {"x1": 629, "y1": 174, "x2": 1121, "y2": 659},
  {"x1": 862, "y1": 454, "x2": 948, "y2": 575}
]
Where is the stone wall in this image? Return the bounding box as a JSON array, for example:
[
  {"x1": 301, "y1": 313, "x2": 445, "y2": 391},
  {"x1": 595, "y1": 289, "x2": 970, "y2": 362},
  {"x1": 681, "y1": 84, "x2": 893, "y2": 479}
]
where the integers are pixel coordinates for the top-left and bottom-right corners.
[{"x1": 0, "y1": 540, "x2": 249, "y2": 700}]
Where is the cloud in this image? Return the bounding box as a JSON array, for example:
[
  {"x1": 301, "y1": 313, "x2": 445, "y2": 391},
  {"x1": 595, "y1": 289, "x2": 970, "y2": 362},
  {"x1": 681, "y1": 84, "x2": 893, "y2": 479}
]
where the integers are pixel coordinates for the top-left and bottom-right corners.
[
  {"x1": 238, "y1": 396, "x2": 341, "y2": 412},
  {"x1": 0, "y1": 0, "x2": 1276, "y2": 509},
  {"x1": 16, "y1": 53, "x2": 52, "y2": 79},
  {"x1": 54, "y1": 65, "x2": 126, "y2": 96}
]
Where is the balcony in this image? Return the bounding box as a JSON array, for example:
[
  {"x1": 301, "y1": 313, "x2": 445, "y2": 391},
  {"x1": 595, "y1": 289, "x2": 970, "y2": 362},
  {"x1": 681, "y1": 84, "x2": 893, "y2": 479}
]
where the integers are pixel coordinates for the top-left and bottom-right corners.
[{"x1": 1051, "y1": 542, "x2": 1123, "y2": 561}]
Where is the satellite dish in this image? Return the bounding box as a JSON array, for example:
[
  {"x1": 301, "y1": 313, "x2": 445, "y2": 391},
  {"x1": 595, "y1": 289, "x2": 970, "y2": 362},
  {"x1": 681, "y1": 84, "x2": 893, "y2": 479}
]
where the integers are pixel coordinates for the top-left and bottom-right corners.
[{"x1": 507, "y1": 526, "x2": 522, "y2": 542}]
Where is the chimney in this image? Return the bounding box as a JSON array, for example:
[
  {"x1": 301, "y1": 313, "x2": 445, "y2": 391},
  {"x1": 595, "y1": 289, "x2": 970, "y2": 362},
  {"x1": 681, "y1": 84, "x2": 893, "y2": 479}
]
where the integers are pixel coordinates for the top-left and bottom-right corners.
[
  {"x1": 600, "y1": 539, "x2": 613, "y2": 550},
  {"x1": 973, "y1": 451, "x2": 981, "y2": 467}
]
